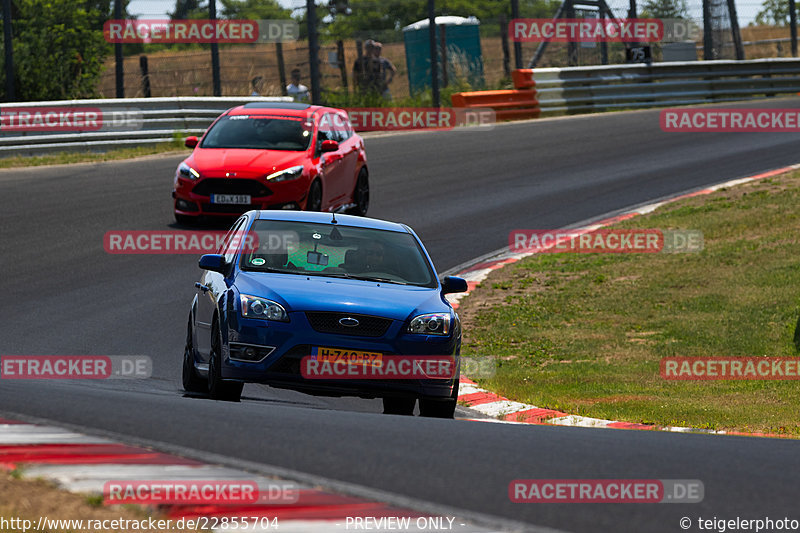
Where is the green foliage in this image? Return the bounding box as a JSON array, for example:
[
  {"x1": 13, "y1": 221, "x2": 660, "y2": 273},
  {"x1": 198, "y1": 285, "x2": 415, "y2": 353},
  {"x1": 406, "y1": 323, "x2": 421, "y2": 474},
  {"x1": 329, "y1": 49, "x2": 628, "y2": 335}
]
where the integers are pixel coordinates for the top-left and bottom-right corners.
[
  {"x1": 219, "y1": 0, "x2": 292, "y2": 19},
  {"x1": 170, "y1": 0, "x2": 207, "y2": 19},
  {"x1": 171, "y1": 130, "x2": 188, "y2": 147},
  {"x1": 85, "y1": 494, "x2": 104, "y2": 507},
  {"x1": 322, "y1": 0, "x2": 560, "y2": 42},
  {"x1": 144, "y1": 0, "x2": 290, "y2": 53},
  {"x1": 320, "y1": 73, "x2": 480, "y2": 109},
  {"x1": 755, "y1": 0, "x2": 790, "y2": 26},
  {"x1": 3, "y1": 0, "x2": 110, "y2": 101},
  {"x1": 639, "y1": 0, "x2": 690, "y2": 19}
]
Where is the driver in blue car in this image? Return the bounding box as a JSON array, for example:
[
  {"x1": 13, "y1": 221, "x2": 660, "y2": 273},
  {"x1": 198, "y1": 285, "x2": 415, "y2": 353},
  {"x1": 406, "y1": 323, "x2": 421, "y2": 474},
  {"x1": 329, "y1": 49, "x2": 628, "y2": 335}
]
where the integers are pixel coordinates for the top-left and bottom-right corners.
[{"x1": 363, "y1": 242, "x2": 386, "y2": 272}]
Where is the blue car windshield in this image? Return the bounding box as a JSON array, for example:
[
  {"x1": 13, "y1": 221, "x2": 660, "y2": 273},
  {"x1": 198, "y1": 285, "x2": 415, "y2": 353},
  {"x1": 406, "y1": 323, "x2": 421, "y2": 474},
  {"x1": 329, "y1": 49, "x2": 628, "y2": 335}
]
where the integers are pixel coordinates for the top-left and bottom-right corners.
[
  {"x1": 239, "y1": 220, "x2": 438, "y2": 288},
  {"x1": 200, "y1": 116, "x2": 312, "y2": 151}
]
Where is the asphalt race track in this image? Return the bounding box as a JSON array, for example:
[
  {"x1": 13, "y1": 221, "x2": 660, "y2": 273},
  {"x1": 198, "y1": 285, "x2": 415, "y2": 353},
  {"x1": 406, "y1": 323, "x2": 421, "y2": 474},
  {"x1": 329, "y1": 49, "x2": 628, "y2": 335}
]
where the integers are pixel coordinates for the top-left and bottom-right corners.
[{"x1": 2, "y1": 98, "x2": 800, "y2": 532}]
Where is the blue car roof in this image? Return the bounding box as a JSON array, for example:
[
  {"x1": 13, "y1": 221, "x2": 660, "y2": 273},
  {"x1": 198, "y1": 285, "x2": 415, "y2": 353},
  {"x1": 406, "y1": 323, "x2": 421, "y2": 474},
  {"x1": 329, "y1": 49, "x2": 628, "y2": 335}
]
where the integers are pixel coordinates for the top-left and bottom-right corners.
[{"x1": 252, "y1": 210, "x2": 410, "y2": 233}]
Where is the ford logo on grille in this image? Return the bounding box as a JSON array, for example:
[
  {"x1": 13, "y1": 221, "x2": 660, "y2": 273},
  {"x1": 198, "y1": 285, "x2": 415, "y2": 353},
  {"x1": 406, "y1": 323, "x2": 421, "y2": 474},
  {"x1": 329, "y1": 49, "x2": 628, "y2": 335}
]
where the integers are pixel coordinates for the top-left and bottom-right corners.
[{"x1": 339, "y1": 317, "x2": 360, "y2": 327}]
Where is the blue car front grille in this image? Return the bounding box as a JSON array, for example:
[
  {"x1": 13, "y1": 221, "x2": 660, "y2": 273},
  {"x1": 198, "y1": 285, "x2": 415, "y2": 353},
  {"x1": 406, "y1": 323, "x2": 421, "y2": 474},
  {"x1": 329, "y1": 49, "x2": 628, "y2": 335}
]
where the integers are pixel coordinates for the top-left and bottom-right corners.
[{"x1": 305, "y1": 312, "x2": 392, "y2": 337}]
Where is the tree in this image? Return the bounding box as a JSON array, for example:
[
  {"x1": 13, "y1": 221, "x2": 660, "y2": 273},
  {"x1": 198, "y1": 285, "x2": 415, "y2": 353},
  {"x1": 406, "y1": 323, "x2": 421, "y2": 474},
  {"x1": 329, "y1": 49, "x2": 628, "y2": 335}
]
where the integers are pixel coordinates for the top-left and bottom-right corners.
[
  {"x1": 755, "y1": 0, "x2": 789, "y2": 25},
  {"x1": 322, "y1": 0, "x2": 560, "y2": 41},
  {"x1": 170, "y1": 0, "x2": 206, "y2": 19},
  {"x1": 220, "y1": 0, "x2": 292, "y2": 19},
  {"x1": 4, "y1": 0, "x2": 110, "y2": 101},
  {"x1": 640, "y1": 0, "x2": 690, "y2": 19}
]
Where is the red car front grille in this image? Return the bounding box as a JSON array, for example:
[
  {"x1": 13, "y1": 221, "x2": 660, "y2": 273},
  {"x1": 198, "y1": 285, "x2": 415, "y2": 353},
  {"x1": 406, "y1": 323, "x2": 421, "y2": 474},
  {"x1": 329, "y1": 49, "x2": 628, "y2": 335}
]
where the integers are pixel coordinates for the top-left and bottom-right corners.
[{"x1": 192, "y1": 178, "x2": 273, "y2": 197}]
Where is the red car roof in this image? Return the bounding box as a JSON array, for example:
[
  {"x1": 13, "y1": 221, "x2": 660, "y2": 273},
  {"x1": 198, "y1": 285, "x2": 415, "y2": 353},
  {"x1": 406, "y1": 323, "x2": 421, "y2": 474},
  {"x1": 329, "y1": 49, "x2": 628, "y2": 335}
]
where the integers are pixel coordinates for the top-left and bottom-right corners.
[{"x1": 227, "y1": 102, "x2": 343, "y2": 118}]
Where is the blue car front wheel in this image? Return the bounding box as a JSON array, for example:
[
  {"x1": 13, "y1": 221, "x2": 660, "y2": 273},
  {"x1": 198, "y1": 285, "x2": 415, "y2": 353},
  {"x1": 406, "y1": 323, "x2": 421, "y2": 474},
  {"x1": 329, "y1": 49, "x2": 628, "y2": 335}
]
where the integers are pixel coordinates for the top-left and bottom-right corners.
[
  {"x1": 419, "y1": 380, "x2": 459, "y2": 419},
  {"x1": 182, "y1": 314, "x2": 206, "y2": 393},
  {"x1": 208, "y1": 319, "x2": 243, "y2": 402},
  {"x1": 383, "y1": 396, "x2": 415, "y2": 416}
]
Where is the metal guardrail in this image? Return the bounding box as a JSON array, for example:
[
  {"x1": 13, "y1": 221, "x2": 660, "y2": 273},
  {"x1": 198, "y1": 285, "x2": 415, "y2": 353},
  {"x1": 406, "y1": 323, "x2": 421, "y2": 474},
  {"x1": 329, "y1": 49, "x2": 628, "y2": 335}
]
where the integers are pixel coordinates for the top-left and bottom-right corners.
[
  {"x1": 3, "y1": 60, "x2": 800, "y2": 156},
  {"x1": 696, "y1": 37, "x2": 796, "y2": 52},
  {"x1": 0, "y1": 96, "x2": 292, "y2": 156},
  {"x1": 532, "y1": 58, "x2": 800, "y2": 115}
]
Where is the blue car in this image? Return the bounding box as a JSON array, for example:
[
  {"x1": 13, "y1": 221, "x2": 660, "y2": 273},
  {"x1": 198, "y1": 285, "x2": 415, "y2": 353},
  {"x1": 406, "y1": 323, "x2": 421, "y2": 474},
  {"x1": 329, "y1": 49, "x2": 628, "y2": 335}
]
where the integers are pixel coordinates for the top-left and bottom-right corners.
[{"x1": 182, "y1": 210, "x2": 468, "y2": 417}]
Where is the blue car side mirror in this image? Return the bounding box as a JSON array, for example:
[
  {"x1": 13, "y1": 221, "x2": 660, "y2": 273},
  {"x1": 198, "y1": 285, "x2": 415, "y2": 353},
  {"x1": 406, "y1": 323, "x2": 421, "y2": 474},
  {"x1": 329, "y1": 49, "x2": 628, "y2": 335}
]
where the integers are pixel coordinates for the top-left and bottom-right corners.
[
  {"x1": 441, "y1": 276, "x2": 468, "y2": 294},
  {"x1": 199, "y1": 254, "x2": 226, "y2": 273}
]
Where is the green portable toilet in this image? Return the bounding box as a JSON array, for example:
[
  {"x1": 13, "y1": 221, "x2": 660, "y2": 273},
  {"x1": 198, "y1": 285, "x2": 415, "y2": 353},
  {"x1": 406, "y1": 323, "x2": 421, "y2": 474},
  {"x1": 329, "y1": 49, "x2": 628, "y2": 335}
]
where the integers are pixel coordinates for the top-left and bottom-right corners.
[{"x1": 402, "y1": 16, "x2": 484, "y2": 95}]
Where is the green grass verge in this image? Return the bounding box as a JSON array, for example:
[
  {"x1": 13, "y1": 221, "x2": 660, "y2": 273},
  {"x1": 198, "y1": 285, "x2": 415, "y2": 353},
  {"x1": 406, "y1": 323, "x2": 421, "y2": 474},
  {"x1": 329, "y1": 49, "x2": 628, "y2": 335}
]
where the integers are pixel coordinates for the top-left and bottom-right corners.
[
  {"x1": 0, "y1": 140, "x2": 188, "y2": 169},
  {"x1": 460, "y1": 172, "x2": 800, "y2": 436}
]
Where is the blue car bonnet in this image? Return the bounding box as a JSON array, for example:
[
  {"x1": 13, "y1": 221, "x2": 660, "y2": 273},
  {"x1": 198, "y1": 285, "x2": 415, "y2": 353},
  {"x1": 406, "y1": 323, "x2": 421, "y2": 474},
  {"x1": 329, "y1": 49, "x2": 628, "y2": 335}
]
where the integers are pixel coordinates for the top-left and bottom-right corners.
[{"x1": 234, "y1": 273, "x2": 448, "y2": 321}]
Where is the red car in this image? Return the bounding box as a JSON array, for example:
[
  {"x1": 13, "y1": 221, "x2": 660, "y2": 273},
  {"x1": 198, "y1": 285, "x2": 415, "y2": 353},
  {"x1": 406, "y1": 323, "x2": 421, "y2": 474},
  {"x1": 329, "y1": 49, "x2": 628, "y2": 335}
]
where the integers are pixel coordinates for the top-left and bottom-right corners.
[{"x1": 172, "y1": 102, "x2": 369, "y2": 224}]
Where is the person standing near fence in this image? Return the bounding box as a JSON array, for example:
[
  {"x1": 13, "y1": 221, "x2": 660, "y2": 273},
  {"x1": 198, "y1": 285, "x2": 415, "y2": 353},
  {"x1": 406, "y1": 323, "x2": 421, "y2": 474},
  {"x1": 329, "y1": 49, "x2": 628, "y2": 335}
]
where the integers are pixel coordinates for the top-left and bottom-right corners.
[
  {"x1": 353, "y1": 40, "x2": 381, "y2": 95},
  {"x1": 287, "y1": 68, "x2": 309, "y2": 102},
  {"x1": 251, "y1": 76, "x2": 262, "y2": 96},
  {"x1": 371, "y1": 41, "x2": 396, "y2": 100}
]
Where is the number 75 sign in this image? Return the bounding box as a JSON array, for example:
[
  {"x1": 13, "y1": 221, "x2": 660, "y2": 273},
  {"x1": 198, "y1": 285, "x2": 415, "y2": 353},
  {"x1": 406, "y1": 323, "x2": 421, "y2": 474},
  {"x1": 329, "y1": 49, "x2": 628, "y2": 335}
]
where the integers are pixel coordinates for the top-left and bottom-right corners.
[{"x1": 626, "y1": 45, "x2": 652, "y2": 63}]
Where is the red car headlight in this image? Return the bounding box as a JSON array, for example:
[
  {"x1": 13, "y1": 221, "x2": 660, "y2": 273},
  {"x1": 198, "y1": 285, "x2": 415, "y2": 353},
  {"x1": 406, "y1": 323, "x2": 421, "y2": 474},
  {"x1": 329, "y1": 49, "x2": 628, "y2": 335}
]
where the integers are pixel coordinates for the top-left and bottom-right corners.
[{"x1": 265, "y1": 165, "x2": 304, "y2": 182}]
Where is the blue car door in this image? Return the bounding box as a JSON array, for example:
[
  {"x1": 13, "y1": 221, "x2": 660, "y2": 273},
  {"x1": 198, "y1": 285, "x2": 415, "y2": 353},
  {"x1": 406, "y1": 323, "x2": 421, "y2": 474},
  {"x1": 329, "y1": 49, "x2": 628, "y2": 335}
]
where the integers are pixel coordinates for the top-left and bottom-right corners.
[{"x1": 195, "y1": 217, "x2": 246, "y2": 361}]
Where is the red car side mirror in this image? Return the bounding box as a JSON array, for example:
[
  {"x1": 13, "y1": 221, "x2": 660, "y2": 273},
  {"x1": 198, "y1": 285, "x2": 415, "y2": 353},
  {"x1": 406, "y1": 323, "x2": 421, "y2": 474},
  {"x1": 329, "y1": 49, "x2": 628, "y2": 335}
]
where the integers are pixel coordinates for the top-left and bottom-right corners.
[
  {"x1": 320, "y1": 140, "x2": 339, "y2": 152},
  {"x1": 185, "y1": 136, "x2": 199, "y2": 149}
]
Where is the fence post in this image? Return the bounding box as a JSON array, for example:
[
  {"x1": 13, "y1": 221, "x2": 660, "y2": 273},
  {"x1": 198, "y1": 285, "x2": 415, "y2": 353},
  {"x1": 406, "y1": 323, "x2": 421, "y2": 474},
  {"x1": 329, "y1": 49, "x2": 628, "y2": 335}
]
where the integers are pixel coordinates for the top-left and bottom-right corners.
[
  {"x1": 703, "y1": 0, "x2": 713, "y2": 60},
  {"x1": 209, "y1": 0, "x2": 221, "y2": 96},
  {"x1": 500, "y1": 15, "x2": 511, "y2": 77},
  {"x1": 307, "y1": 0, "x2": 322, "y2": 104},
  {"x1": 565, "y1": 0, "x2": 577, "y2": 66},
  {"x1": 511, "y1": 0, "x2": 522, "y2": 69},
  {"x1": 354, "y1": 40, "x2": 363, "y2": 94},
  {"x1": 114, "y1": 0, "x2": 124, "y2": 98},
  {"x1": 276, "y1": 42, "x2": 287, "y2": 96},
  {"x1": 428, "y1": 0, "x2": 440, "y2": 107},
  {"x1": 726, "y1": 0, "x2": 744, "y2": 59},
  {"x1": 139, "y1": 56, "x2": 151, "y2": 97},
  {"x1": 2, "y1": 0, "x2": 15, "y2": 101},
  {"x1": 600, "y1": 11, "x2": 608, "y2": 64},
  {"x1": 790, "y1": 0, "x2": 798, "y2": 57},
  {"x1": 439, "y1": 24, "x2": 448, "y2": 88},
  {"x1": 337, "y1": 40, "x2": 348, "y2": 92}
]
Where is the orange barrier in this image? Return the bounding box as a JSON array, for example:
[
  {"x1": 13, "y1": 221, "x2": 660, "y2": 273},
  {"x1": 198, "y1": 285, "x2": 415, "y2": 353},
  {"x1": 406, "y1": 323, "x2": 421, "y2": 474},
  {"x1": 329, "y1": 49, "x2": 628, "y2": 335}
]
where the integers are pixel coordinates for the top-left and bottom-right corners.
[
  {"x1": 511, "y1": 69, "x2": 535, "y2": 89},
  {"x1": 451, "y1": 70, "x2": 541, "y2": 121},
  {"x1": 451, "y1": 89, "x2": 540, "y2": 120}
]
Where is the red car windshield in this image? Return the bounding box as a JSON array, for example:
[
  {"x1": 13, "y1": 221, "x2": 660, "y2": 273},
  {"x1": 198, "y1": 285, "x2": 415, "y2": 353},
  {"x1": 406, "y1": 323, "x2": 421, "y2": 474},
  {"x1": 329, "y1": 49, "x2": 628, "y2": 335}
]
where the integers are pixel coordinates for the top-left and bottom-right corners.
[{"x1": 200, "y1": 115, "x2": 312, "y2": 151}]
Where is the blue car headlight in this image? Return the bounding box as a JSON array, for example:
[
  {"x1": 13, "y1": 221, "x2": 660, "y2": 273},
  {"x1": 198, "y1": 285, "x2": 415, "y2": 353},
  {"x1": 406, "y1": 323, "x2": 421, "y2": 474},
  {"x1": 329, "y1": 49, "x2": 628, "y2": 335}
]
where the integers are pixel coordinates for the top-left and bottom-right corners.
[
  {"x1": 265, "y1": 165, "x2": 304, "y2": 182},
  {"x1": 408, "y1": 313, "x2": 450, "y2": 335},
  {"x1": 240, "y1": 294, "x2": 289, "y2": 322}
]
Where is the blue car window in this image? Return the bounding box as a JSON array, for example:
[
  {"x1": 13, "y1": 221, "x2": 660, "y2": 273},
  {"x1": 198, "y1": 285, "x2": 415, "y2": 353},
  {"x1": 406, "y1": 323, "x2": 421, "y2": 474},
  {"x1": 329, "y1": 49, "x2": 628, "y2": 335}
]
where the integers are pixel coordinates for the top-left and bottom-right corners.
[
  {"x1": 222, "y1": 217, "x2": 247, "y2": 263},
  {"x1": 240, "y1": 220, "x2": 437, "y2": 288}
]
